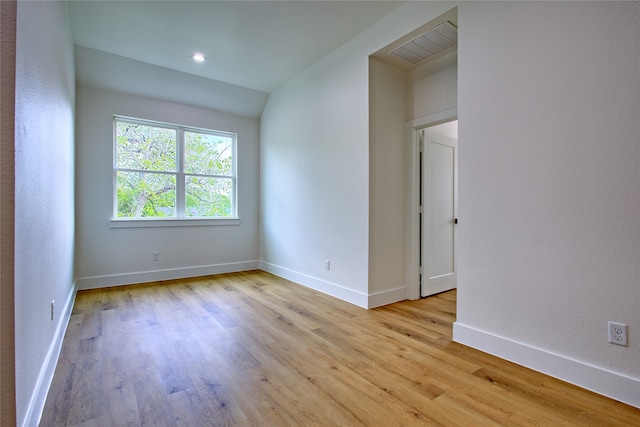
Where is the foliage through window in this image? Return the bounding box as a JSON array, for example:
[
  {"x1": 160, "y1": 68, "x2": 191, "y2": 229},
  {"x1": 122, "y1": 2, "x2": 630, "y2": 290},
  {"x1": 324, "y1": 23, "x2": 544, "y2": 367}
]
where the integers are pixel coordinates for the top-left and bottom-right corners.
[{"x1": 114, "y1": 117, "x2": 236, "y2": 219}]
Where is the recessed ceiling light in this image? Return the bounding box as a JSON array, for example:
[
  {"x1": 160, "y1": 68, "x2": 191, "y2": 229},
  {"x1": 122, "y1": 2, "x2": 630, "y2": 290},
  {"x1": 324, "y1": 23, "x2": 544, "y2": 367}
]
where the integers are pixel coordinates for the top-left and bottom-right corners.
[{"x1": 191, "y1": 53, "x2": 206, "y2": 63}]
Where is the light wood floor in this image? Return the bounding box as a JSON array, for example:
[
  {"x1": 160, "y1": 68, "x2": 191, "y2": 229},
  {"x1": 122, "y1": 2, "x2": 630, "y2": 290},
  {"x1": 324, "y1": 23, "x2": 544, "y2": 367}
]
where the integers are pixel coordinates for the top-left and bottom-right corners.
[{"x1": 41, "y1": 271, "x2": 640, "y2": 426}]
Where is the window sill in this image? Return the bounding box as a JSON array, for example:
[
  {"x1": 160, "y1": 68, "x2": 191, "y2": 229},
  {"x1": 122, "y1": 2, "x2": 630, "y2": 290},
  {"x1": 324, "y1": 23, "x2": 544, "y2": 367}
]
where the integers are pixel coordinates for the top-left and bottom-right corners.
[{"x1": 109, "y1": 218, "x2": 240, "y2": 228}]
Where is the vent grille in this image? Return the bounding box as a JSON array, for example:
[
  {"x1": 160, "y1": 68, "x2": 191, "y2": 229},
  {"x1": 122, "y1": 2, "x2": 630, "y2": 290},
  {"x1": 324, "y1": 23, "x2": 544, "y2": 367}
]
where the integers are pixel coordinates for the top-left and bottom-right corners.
[{"x1": 389, "y1": 21, "x2": 457, "y2": 65}]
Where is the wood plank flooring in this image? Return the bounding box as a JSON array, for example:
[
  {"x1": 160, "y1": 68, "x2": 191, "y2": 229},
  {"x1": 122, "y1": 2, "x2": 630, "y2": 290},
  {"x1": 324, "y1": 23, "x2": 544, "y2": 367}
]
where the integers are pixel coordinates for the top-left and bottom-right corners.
[{"x1": 41, "y1": 271, "x2": 640, "y2": 426}]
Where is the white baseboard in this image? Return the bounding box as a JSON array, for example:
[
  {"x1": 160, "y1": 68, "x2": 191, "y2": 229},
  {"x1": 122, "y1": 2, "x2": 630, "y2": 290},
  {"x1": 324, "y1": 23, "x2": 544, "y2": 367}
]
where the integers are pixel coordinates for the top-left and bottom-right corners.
[
  {"x1": 259, "y1": 261, "x2": 369, "y2": 308},
  {"x1": 24, "y1": 282, "x2": 77, "y2": 427},
  {"x1": 75, "y1": 261, "x2": 260, "y2": 290},
  {"x1": 368, "y1": 286, "x2": 407, "y2": 308},
  {"x1": 453, "y1": 322, "x2": 640, "y2": 409}
]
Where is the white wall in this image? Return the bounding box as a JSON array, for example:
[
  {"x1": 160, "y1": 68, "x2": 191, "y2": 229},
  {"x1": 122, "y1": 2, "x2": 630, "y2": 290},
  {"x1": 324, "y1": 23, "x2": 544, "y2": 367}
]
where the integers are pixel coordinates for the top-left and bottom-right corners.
[
  {"x1": 368, "y1": 57, "x2": 407, "y2": 306},
  {"x1": 455, "y1": 1, "x2": 640, "y2": 407},
  {"x1": 427, "y1": 121, "x2": 458, "y2": 140},
  {"x1": 259, "y1": 45, "x2": 371, "y2": 305},
  {"x1": 260, "y1": 1, "x2": 455, "y2": 307},
  {"x1": 407, "y1": 50, "x2": 457, "y2": 121},
  {"x1": 14, "y1": 1, "x2": 76, "y2": 425},
  {"x1": 75, "y1": 86, "x2": 260, "y2": 288}
]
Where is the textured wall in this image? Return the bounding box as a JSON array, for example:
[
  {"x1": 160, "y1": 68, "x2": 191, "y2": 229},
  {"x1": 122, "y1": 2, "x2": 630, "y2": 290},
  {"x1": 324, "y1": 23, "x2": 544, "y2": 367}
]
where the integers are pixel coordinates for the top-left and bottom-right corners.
[
  {"x1": 260, "y1": 44, "x2": 372, "y2": 303},
  {"x1": 368, "y1": 57, "x2": 407, "y2": 300},
  {"x1": 75, "y1": 86, "x2": 260, "y2": 286},
  {"x1": 407, "y1": 51, "x2": 457, "y2": 121},
  {"x1": 14, "y1": 1, "x2": 75, "y2": 425},
  {"x1": 457, "y1": 1, "x2": 640, "y2": 380},
  {"x1": 260, "y1": 1, "x2": 454, "y2": 306}
]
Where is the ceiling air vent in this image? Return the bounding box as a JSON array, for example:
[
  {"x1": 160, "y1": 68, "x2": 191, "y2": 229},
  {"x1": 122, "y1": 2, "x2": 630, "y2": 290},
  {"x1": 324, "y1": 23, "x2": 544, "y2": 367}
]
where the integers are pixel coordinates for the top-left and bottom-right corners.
[{"x1": 389, "y1": 21, "x2": 457, "y2": 65}]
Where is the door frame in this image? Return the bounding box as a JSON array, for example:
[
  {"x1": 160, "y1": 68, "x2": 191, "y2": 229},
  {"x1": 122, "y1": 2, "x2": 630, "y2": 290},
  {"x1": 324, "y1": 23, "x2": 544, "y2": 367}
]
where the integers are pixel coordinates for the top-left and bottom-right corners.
[{"x1": 405, "y1": 108, "x2": 457, "y2": 300}]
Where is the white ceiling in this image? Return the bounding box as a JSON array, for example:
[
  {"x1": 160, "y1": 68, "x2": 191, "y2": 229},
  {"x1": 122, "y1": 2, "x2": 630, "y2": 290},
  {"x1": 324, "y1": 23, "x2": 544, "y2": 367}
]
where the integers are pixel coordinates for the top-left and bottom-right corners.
[{"x1": 68, "y1": 0, "x2": 403, "y2": 94}]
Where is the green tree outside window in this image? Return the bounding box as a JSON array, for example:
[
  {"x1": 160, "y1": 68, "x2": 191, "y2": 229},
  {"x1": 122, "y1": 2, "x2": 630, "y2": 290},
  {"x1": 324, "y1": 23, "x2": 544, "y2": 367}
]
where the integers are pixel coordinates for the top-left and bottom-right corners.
[{"x1": 114, "y1": 118, "x2": 236, "y2": 219}]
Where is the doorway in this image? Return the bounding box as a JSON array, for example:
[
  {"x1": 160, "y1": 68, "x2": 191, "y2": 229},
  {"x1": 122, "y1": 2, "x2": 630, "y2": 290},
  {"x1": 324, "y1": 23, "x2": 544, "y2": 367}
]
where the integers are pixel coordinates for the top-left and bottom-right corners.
[
  {"x1": 419, "y1": 121, "x2": 458, "y2": 297},
  {"x1": 368, "y1": 7, "x2": 459, "y2": 302},
  {"x1": 405, "y1": 112, "x2": 457, "y2": 300}
]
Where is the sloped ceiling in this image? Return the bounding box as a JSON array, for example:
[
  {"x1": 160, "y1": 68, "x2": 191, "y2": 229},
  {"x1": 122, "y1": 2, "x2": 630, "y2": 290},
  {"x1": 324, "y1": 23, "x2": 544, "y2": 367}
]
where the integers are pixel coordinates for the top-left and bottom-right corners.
[{"x1": 70, "y1": 1, "x2": 403, "y2": 117}]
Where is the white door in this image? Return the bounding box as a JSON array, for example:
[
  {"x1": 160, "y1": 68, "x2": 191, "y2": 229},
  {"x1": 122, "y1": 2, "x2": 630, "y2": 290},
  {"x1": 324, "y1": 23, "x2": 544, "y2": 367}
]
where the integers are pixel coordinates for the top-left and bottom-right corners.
[{"x1": 421, "y1": 127, "x2": 458, "y2": 297}]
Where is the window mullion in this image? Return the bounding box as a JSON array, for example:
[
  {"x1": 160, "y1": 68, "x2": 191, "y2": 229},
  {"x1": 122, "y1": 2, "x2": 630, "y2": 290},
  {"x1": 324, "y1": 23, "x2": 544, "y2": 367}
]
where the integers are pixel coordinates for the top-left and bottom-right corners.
[
  {"x1": 232, "y1": 136, "x2": 238, "y2": 218},
  {"x1": 113, "y1": 120, "x2": 118, "y2": 218},
  {"x1": 177, "y1": 128, "x2": 185, "y2": 217}
]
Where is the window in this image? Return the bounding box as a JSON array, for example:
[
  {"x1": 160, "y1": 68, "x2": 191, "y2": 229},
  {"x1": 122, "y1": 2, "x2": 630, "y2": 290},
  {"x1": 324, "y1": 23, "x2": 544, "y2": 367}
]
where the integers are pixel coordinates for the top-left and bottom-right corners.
[{"x1": 113, "y1": 117, "x2": 237, "y2": 223}]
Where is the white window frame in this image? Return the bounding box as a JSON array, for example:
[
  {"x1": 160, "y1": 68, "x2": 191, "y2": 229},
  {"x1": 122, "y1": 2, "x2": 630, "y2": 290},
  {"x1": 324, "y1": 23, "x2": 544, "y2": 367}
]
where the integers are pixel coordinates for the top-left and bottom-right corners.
[{"x1": 110, "y1": 116, "x2": 239, "y2": 228}]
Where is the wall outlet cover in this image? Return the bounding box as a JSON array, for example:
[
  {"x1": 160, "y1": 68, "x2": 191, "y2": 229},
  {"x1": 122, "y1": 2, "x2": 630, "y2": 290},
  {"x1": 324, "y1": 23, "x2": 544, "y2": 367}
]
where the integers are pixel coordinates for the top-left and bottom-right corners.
[{"x1": 608, "y1": 321, "x2": 628, "y2": 347}]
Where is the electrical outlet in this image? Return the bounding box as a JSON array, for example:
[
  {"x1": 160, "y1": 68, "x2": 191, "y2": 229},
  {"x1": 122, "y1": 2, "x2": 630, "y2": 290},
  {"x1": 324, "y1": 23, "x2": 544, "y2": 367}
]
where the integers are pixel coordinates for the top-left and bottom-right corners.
[
  {"x1": 51, "y1": 300, "x2": 55, "y2": 321},
  {"x1": 152, "y1": 252, "x2": 160, "y2": 261},
  {"x1": 324, "y1": 259, "x2": 330, "y2": 271},
  {"x1": 608, "y1": 321, "x2": 628, "y2": 346}
]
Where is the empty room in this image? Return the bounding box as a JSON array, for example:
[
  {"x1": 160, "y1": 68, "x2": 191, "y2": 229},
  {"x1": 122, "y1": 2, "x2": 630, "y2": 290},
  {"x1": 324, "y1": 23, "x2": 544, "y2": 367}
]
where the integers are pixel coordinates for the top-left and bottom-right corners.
[{"x1": 2, "y1": 1, "x2": 639, "y2": 426}]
